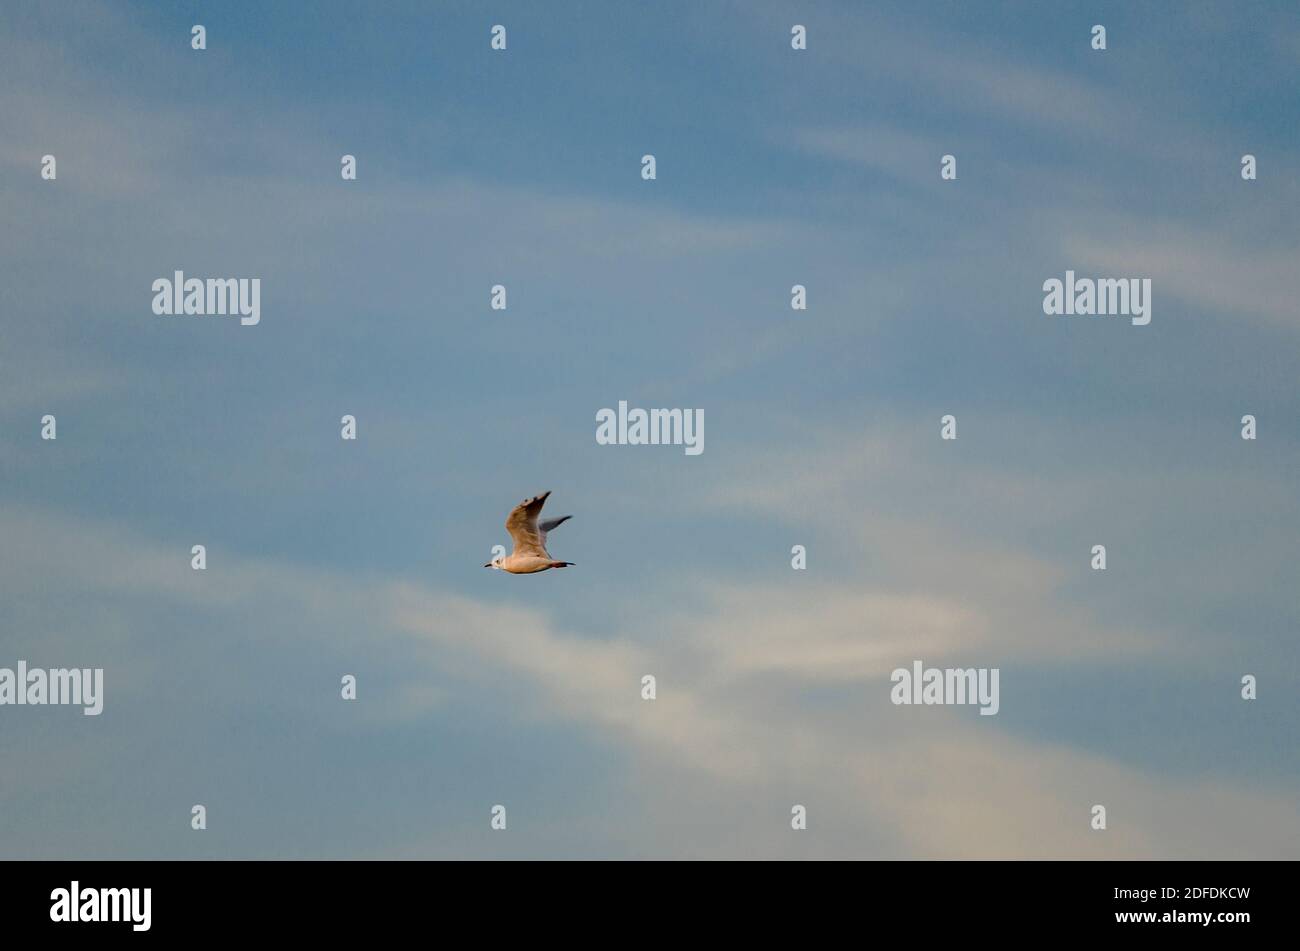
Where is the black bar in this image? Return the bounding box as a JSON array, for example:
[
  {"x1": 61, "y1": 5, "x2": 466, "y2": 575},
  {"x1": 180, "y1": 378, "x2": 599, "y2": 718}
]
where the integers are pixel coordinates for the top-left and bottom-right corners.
[{"x1": 1, "y1": 860, "x2": 1282, "y2": 938}]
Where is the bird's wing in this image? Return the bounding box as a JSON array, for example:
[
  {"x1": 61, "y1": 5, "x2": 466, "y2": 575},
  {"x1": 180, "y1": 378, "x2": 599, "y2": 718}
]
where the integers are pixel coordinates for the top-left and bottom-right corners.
[
  {"x1": 505, "y1": 491, "x2": 551, "y2": 558},
  {"x1": 538, "y1": 514, "x2": 571, "y2": 548}
]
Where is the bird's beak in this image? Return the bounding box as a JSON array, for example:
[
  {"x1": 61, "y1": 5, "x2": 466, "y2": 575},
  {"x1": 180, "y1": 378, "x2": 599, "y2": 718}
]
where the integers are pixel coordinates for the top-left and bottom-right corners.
[{"x1": 483, "y1": 562, "x2": 492, "y2": 568}]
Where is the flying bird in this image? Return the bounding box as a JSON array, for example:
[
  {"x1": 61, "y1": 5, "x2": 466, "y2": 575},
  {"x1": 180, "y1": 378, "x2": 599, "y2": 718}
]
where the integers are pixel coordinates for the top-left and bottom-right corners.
[{"x1": 485, "y1": 491, "x2": 575, "y2": 573}]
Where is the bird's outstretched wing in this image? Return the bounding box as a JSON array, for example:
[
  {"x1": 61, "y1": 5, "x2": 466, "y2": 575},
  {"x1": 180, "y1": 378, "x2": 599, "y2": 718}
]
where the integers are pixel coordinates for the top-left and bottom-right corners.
[
  {"x1": 538, "y1": 514, "x2": 571, "y2": 549},
  {"x1": 506, "y1": 491, "x2": 551, "y2": 558}
]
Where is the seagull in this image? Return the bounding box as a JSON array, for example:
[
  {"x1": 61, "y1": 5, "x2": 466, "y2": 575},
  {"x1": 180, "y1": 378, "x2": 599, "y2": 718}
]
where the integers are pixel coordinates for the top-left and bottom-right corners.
[{"x1": 484, "y1": 491, "x2": 575, "y2": 574}]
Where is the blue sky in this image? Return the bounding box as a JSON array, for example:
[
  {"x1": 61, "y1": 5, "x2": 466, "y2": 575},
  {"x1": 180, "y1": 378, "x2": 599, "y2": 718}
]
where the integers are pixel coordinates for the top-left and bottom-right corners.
[{"x1": 1, "y1": 0, "x2": 1297, "y2": 858}]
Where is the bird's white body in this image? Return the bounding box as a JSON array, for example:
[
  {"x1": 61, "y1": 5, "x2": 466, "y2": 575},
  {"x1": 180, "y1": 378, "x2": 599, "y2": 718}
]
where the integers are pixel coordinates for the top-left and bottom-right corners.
[
  {"x1": 487, "y1": 491, "x2": 574, "y2": 574},
  {"x1": 498, "y1": 553, "x2": 559, "y2": 574}
]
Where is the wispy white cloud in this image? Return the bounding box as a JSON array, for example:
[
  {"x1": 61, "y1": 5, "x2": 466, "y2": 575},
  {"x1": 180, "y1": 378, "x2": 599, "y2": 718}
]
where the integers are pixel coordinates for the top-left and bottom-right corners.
[
  {"x1": 1066, "y1": 223, "x2": 1300, "y2": 332},
  {"x1": 3, "y1": 398, "x2": 1297, "y2": 860}
]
